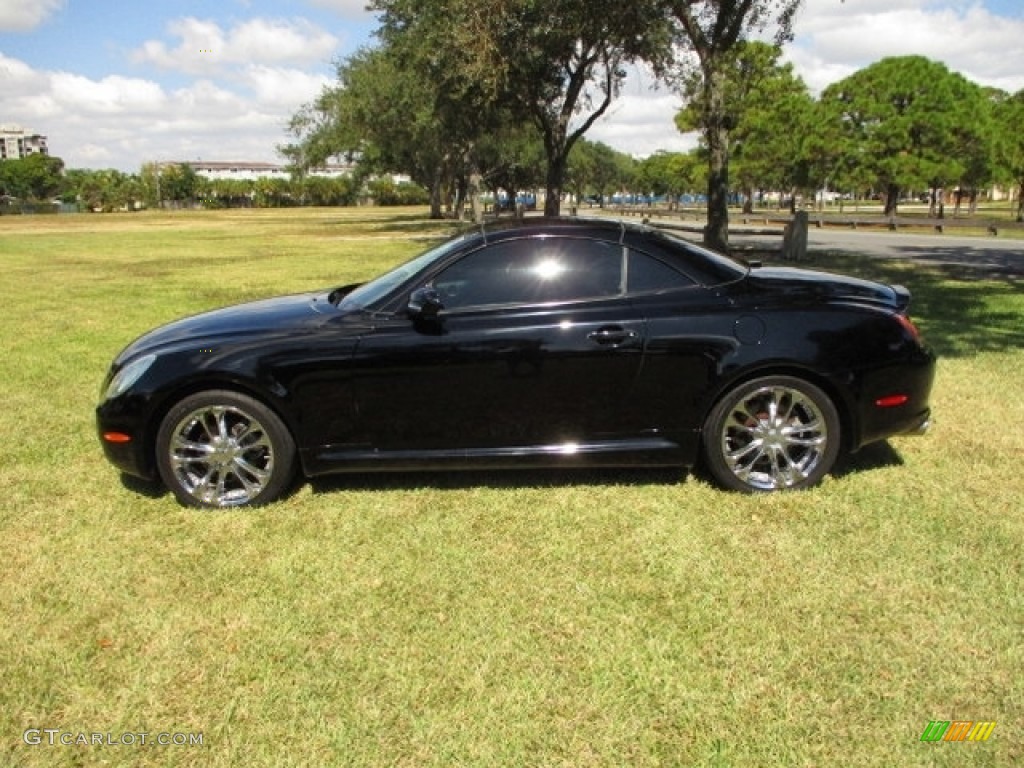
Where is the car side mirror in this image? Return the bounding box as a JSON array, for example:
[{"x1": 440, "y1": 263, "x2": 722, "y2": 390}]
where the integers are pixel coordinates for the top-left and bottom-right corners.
[{"x1": 407, "y1": 285, "x2": 444, "y2": 322}]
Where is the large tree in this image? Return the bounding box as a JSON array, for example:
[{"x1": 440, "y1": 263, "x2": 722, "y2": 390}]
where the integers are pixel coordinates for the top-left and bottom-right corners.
[
  {"x1": 474, "y1": 123, "x2": 546, "y2": 212},
  {"x1": 370, "y1": 0, "x2": 670, "y2": 216},
  {"x1": 819, "y1": 55, "x2": 989, "y2": 217},
  {"x1": 992, "y1": 89, "x2": 1024, "y2": 221},
  {"x1": 676, "y1": 40, "x2": 814, "y2": 214},
  {"x1": 286, "y1": 47, "x2": 452, "y2": 218},
  {"x1": 566, "y1": 139, "x2": 636, "y2": 207},
  {"x1": 664, "y1": 0, "x2": 802, "y2": 250},
  {"x1": 0, "y1": 153, "x2": 65, "y2": 201},
  {"x1": 634, "y1": 150, "x2": 702, "y2": 207}
]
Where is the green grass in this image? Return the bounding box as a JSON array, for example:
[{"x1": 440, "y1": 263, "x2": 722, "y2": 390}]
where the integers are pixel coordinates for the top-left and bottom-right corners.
[{"x1": 1, "y1": 208, "x2": 1021, "y2": 767}]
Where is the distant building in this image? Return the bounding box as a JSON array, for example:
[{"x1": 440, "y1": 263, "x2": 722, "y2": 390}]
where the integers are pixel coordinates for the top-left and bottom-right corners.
[
  {"x1": 1, "y1": 124, "x2": 49, "y2": 160},
  {"x1": 170, "y1": 160, "x2": 357, "y2": 181}
]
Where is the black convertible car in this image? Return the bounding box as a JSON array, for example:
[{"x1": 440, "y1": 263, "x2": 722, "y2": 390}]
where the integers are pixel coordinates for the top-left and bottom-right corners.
[{"x1": 97, "y1": 218, "x2": 934, "y2": 507}]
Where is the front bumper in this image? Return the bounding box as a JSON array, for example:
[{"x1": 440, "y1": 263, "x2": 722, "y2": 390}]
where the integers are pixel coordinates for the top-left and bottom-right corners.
[{"x1": 96, "y1": 397, "x2": 157, "y2": 481}]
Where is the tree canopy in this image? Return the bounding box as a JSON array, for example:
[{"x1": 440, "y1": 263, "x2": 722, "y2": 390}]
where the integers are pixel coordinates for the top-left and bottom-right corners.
[
  {"x1": 666, "y1": 0, "x2": 803, "y2": 248},
  {"x1": 677, "y1": 40, "x2": 814, "y2": 213},
  {"x1": 286, "y1": 0, "x2": 673, "y2": 217},
  {"x1": 820, "y1": 55, "x2": 989, "y2": 216},
  {"x1": 0, "y1": 154, "x2": 65, "y2": 201}
]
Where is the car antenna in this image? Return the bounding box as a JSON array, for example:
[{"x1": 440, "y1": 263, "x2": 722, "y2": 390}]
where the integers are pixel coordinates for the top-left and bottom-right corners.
[{"x1": 618, "y1": 220, "x2": 626, "y2": 244}]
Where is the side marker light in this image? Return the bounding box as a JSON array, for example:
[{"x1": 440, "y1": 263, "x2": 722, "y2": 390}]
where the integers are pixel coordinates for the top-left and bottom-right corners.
[{"x1": 875, "y1": 395, "x2": 909, "y2": 408}]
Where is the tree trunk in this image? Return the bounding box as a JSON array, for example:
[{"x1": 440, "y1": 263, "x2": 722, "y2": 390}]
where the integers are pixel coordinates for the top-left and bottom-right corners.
[
  {"x1": 453, "y1": 174, "x2": 467, "y2": 220},
  {"x1": 544, "y1": 152, "x2": 565, "y2": 217},
  {"x1": 883, "y1": 182, "x2": 899, "y2": 217},
  {"x1": 429, "y1": 175, "x2": 443, "y2": 220},
  {"x1": 704, "y1": 69, "x2": 730, "y2": 252},
  {"x1": 468, "y1": 168, "x2": 483, "y2": 224},
  {"x1": 1017, "y1": 182, "x2": 1024, "y2": 222}
]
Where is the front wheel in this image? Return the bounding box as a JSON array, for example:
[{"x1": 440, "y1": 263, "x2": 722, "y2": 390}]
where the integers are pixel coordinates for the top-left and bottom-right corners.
[
  {"x1": 156, "y1": 390, "x2": 297, "y2": 508},
  {"x1": 702, "y1": 376, "x2": 840, "y2": 492}
]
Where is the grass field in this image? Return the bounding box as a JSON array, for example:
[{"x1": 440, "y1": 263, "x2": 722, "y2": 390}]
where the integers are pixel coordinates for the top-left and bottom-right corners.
[{"x1": 1, "y1": 208, "x2": 1021, "y2": 767}]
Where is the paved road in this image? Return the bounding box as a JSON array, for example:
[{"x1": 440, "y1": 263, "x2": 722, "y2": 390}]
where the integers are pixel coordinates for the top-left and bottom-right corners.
[{"x1": 731, "y1": 227, "x2": 1024, "y2": 279}]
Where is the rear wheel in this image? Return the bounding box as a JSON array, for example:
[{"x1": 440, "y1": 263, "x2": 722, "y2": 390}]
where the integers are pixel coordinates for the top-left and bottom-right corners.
[
  {"x1": 702, "y1": 376, "x2": 840, "y2": 492},
  {"x1": 156, "y1": 390, "x2": 296, "y2": 508}
]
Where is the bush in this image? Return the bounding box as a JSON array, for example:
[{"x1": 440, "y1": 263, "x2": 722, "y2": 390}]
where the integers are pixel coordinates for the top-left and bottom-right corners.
[{"x1": 367, "y1": 178, "x2": 430, "y2": 206}]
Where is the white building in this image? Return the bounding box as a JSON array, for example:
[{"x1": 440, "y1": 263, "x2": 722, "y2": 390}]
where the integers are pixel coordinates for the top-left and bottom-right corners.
[
  {"x1": 1, "y1": 124, "x2": 48, "y2": 160},
  {"x1": 173, "y1": 160, "x2": 356, "y2": 181}
]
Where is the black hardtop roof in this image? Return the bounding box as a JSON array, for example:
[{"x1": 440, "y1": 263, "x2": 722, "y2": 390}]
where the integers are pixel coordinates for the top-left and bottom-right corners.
[{"x1": 476, "y1": 216, "x2": 650, "y2": 243}]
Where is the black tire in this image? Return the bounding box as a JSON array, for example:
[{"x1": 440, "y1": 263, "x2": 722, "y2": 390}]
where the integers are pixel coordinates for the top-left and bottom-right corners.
[
  {"x1": 702, "y1": 375, "x2": 840, "y2": 492},
  {"x1": 155, "y1": 390, "x2": 297, "y2": 508}
]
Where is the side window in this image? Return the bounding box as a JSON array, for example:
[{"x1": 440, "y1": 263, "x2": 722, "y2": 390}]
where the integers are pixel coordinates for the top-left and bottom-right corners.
[
  {"x1": 626, "y1": 249, "x2": 696, "y2": 293},
  {"x1": 434, "y1": 237, "x2": 623, "y2": 310}
]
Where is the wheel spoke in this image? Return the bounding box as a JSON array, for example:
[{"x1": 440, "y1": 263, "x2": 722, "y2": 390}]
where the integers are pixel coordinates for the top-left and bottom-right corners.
[
  {"x1": 233, "y1": 455, "x2": 271, "y2": 482},
  {"x1": 728, "y1": 404, "x2": 760, "y2": 429},
  {"x1": 193, "y1": 467, "x2": 218, "y2": 504},
  {"x1": 769, "y1": 446, "x2": 805, "y2": 487},
  {"x1": 725, "y1": 437, "x2": 763, "y2": 464},
  {"x1": 230, "y1": 465, "x2": 262, "y2": 497},
  {"x1": 172, "y1": 436, "x2": 215, "y2": 455},
  {"x1": 215, "y1": 407, "x2": 230, "y2": 441}
]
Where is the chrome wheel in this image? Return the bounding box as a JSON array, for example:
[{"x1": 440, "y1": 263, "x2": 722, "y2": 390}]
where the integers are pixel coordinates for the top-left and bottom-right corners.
[
  {"x1": 156, "y1": 391, "x2": 296, "y2": 508},
  {"x1": 704, "y1": 376, "x2": 840, "y2": 492}
]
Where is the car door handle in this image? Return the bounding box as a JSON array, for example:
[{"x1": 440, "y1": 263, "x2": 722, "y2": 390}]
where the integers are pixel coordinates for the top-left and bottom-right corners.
[{"x1": 587, "y1": 326, "x2": 638, "y2": 346}]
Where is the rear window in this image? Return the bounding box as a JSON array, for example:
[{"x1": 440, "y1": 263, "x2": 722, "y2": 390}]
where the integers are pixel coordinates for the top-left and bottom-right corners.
[
  {"x1": 639, "y1": 229, "x2": 748, "y2": 286},
  {"x1": 626, "y1": 250, "x2": 695, "y2": 293}
]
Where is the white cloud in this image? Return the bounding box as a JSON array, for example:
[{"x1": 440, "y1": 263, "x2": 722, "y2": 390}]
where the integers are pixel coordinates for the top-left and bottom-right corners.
[
  {"x1": 786, "y1": 1, "x2": 1024, "y2": 94},
  {"x1": 0, "y1": 0, "x2": 63, "y2": 32},
  {"x1": 0, "y1": 51, "x2": 39, "y2": 82},
  {"x1": 306, "y1": 0, "x2": 376, "y2": 20},
  {"x1": 588, "y1": 90, "x2": 696, "y2": 158},
  {"x1": 0, "y1": 52, "x2": 318, "y2": 170},
  {"x1": 0, "y1": 52, "x2": 53, "y2": 120},
  {"x1": 240, "y1": 65, "x2": 332, "y2": 108},
  {"x1": 594, "y1": 0, "x2": 1024, "y2": 158},
  {"x1": 132, "y1": 16, "x2": 339, "y2": 74},
  {"x1": 50, "y1": 73, "x2": 166, "y2": 115}
]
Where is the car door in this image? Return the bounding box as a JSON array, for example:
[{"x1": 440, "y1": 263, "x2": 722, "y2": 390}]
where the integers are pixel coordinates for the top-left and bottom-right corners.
[
  {"x1": 621, "y1": 245, "x2": 741, "y2": 456},
  {"x1": 342, "y1": 235, "x2": 647, "y2": 456}
]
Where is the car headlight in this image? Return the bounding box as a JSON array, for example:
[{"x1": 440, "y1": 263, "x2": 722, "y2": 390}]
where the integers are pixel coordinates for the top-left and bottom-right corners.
[{"x1": 102, "y1": 353, "x2": 156, "y2": 401}]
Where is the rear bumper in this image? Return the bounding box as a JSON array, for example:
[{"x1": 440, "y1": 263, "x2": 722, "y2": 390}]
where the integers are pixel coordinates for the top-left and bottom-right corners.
[
  {"x1": 852, "y1": 346, "x2": 935, "y2": 449},
  {"x1": 901, "y1": 411, "x2": 931, "y2": 436}
]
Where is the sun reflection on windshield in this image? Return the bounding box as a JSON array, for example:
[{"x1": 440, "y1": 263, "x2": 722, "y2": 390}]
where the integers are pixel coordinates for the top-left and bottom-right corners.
[{"x1": 533, "y1": 258, "x2": 565, "y2": 280}]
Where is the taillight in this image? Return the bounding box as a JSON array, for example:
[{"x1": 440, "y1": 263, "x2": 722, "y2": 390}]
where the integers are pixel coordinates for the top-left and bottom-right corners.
[{"x1": 895, "y1": 313, "x2": 922, "y2": 342}]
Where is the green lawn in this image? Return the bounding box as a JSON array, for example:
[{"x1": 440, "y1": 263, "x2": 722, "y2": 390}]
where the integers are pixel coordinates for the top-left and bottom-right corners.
[{"x1": 1, "y1": 208, "x2": 1021, "y2": 767}]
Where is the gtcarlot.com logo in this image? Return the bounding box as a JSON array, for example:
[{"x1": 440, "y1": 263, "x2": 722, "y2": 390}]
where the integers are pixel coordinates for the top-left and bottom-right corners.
[{"x1": 24, "y1": 729, "x2": 204, "y2": 747}]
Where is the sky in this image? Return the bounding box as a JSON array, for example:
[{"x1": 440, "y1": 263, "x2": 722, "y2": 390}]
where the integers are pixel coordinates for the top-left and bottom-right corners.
[{"x1": 2, "y1": 0, "x2": 1024, "y2": 172}]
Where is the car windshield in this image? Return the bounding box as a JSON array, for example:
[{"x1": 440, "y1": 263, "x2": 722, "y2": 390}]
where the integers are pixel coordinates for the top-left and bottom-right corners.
[{"x1": 336, "y1": 233, "x2": 472, "y2": 311}]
